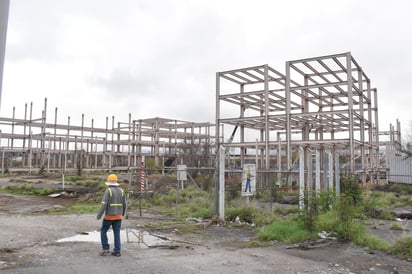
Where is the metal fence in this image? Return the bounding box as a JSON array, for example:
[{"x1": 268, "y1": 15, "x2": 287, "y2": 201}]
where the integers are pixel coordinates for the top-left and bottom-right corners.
[{"x1": 388, "y1": 156, "x2": 412, "y2": 184}]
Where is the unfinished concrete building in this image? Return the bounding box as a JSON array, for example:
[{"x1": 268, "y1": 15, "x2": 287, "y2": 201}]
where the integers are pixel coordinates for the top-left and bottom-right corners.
[
  {"x1": 0, "y1": 52, "x2": 407, "y2": 193},
  {"x1": 0, "y1": 98, "x2": 214, "y2": 173},
  {"x1": 215, "y1": 52, "x2": 381, "y2": 202}
]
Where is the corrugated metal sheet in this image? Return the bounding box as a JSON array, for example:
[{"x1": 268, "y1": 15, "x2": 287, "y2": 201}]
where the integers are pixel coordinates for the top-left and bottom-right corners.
[{"x1": 388, "y1": 156, "x2": 412, "y2": 184}]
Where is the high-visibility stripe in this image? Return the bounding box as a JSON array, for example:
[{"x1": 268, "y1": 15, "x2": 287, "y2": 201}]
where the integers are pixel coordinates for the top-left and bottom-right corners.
[
  {"x1": 109, "y1": 203, "x2": 123, "y2": 206},
  {"x1": 108, "y1": 188, "x2": 124, "y2": 197}
]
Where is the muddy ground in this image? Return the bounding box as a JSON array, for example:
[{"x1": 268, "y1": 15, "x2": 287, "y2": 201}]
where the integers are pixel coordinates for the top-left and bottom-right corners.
[{"x1": 0, "y1": 179, "x2": 412, "y2": 273}]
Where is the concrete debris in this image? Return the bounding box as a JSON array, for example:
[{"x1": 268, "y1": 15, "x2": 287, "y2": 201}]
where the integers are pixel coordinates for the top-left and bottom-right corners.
[{"x1": 318, "y1": 231, "x2": 337, "y2": 240}]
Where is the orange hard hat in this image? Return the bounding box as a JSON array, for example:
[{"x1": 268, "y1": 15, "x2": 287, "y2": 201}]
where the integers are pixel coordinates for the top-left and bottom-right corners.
[{"x1": 107, "y1": 174, "x2": 118, "y2": 182}]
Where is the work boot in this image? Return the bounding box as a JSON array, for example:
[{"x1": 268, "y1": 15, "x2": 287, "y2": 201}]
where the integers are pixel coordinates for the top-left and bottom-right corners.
[
  {"x1": 99, "y1": 250, "x2": 110, "y2": 256},
  {"x1": 111, "y1": 251, "x2": 121, "y2": 257}
]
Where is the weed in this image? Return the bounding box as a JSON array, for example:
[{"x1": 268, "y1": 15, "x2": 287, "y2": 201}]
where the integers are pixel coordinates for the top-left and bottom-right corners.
[
  {"x1": 362, "y1": 191, "x2": 408, "y2": 220},
  {"x1": 67, "y1": 203, "x2": 100, "y2": 214},
  {"x1": 38, "y1": 165, "x2": 45, "y2": 175},
  {"x1": 340, "y1": 175, "x2": 363, "y2": 206},
  {"x1": 390, "y1": 222, "x2": 405, "y2": 231},
  {"x1": 390, "y1": 236, "x2": 412, "y2": 260},
  {"x1": 314, "y1": 211, "x2": 337, "y2": 232},
  {"x1": 3, "y1": 184, "x2": 54, "y2": 196},
  {"x1": 64, "y1": 175, "x2": 86, "y2": 182},
  {"x1": 144, "y1": 221, "x2": 199, "y2": 234},
  {"x1": 257, "y1": 219, "x2": 314, "y2": 243},
  {"x1": 334, "y1": 194, "x2": 358, "y2": 240},
  {"x1": 345, "y1": 221, "x2": 390, "y2": 251},
  {"x1": 247, "y1": 240, "x2": 272, "y2": 248}
]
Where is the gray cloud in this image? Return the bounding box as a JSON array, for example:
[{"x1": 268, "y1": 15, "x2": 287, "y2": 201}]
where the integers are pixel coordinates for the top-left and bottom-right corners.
[{"x1": 2, "y1": 0, "x2": 412, "y2": 132}]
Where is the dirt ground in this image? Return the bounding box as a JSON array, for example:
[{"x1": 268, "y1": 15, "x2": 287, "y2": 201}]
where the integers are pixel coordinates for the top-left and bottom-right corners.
[{"x1": 0, "y1": 181, "x2": 412, "y2": 273}]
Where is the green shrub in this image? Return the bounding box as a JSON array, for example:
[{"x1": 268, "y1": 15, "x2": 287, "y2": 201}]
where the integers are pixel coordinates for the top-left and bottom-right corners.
[
  {"x1": 362, "y1": 190, "x2": 408, "y2": 220},
  {"x1": 315, "y1": 211, "x2": 337, "y2": 232},
  {"x1": 38, "y1": 188, "x2": 55, "y2": 195},
  {"x1": 67, "y1": 203, "x2": 100, "y2": 214},
  {"x1": 64, "y1": 175, "x2": 86, "y2": 182},
  {"x1": 390, "y1": 236, "x2": 412, "y2": 260},
  {"x1": 165, "y1": 196, "x2": 213, "y2": 219},
  {"x1": 226, "y1": 205, "x2": 259, "y2": 223},
  {"x1": 340, "y1": 175, "x2": 363, "y2": 205},
  {"x1": 318, "y1": 190, "x2": 336, "y2": 212},
  {"x1": 257, "y1": 219, "x2": 313, "y2": 243},
  {"x1": 334, "y1": 194, "x2": 357, "y2": 240},
  {"x1": 390, "y1": 222, "x2": 405, "y2": 231},
  {"x1": 3, "y1": 184, "x2": 54, "y2": 196},
  {"x1": 38, "y1": 165, "x2": 45, "y2": 175}
]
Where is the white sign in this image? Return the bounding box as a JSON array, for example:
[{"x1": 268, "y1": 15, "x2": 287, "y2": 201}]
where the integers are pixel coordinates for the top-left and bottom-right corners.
[{"x1": 177, "y1": 165, "x2": 187, "y2": 181}]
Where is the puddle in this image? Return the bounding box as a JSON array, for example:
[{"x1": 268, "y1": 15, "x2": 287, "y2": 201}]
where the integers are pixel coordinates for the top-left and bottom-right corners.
[{"x1": 57, "y1": 229, "x2": 172, "y2": 248}]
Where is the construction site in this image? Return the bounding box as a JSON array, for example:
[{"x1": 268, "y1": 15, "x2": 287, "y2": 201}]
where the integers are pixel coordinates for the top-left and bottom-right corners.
[{"x1": 0, "y1": 52, "x2": 411, "y2": 194}]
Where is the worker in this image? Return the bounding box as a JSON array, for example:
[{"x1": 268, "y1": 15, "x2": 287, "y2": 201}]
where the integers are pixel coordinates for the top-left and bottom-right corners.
[{"x1": 97, "y1": 173, "x2": 127, "y2": 257}]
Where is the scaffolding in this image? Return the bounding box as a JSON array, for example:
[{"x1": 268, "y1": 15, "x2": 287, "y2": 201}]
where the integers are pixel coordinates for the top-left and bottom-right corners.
[
  {"x1": 0, "y1": 98, "x2": 214, "y2": 173},
  {"x1": 215, "y1": 52, "x2": 381, "y2": 205}
]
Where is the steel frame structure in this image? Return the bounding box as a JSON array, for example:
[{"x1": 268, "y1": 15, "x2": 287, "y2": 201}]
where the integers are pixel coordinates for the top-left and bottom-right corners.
[
  {"x1": 0, "y1": 99, "x2": 214, "y2": 173},
  {"x1": 215, "y1": 52, "x2": 380, "y2": 200}
]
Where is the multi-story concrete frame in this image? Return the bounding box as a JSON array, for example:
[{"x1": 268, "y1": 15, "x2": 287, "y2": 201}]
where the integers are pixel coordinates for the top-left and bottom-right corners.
[
  {"x1": 215, "y1": 52, "x2": 380, "y2": 196},
  {"x1": 0, "y1": 98, "x2": 214, "y2": 173}
]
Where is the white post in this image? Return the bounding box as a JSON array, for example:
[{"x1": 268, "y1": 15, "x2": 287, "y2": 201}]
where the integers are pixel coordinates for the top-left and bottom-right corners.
[
  {"x1": 298, "y1": 147, "x2": 304, "y2": 210},
  {"x1": 62, "y1": 173, "x2": 65, "y2": 190},
  {"x1": 1, "y1": 150, "x2": 4, "y2": 173},
  {"x1": 335, "y1": 153, "x2": 340, "y2": 195},
  {"x1": 219, "y1": 146, "x2": 225, "y2": 220},
  {"x1": 328, "y1": 151, "x2": 334, "y2": 192},
  {"x1": 315, "y1": 150, "x2": 321, "y2": 194}
]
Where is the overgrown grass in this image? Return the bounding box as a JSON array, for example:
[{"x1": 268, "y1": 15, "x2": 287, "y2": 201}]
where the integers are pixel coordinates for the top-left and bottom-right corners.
[
  {"x1": 2, "y1": 184, "x2": 54, "y2": 196},
  {"x1": 349, "y1": 221, "x2": 390, "y2": 251},
  {"x1": 145, "y1": 186, "x2": 213, "y2": 219},
  {"x1": 164, "y1": 196, "x2": 213, "y2": 219},
  {"x1": 67, "y1": 203, "x2": 100, "y2": 214},
  {"x1": 257, "y1": 219, "x2": 314, "y2": 243},
  {"x1": 143, "y1": 220, "x2": 199, "y2": 234},
  {"x1": 64, "y1": 175, "x2": 87, "y2": 182},
  {"x1": 374, "y1": 183, "x2": 412, "y2": 195},
  {"x1": 226, "y1": 203, "x2": 279, "y2": 226},
  {"x1": 8, "y1": 178, "x2": 30, "y2": 183},
  {"x1": 362, "y1": 190, "x2": 412, "y2": 220},
  {"x1": 390, "y1": 222, "x2": 406, "y2": 231},
  {"x1": 390, "y1": 236, "x2": 412, "y2": 260}
]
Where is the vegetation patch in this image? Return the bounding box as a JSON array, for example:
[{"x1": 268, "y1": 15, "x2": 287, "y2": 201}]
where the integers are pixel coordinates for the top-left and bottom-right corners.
[
  {"x1": 65, "y1": 202, "x2": 100, "y2": 214},
  {"x1": 226, "y1": 204, "x2": 279, "y2": 226},
  {"x1": 257, "y1": 219, "x2": 314, "y2": 243},
  {"x1": 2, "y1": 184, "x2": 54, "y2": 196},
  {"x1": 390, "y1": 236, "x2": 412, "y2": 260},
  {"x1": 143, "y1": 221, "x2": 199, "y2": 234}
]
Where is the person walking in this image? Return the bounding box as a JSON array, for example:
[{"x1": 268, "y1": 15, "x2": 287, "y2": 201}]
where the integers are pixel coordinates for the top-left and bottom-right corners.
[{"x1": 97, "y1": 173, "x2": 127, "y2": 257}]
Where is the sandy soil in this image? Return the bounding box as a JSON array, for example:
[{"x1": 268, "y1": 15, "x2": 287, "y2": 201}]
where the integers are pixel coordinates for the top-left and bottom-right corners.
[{"x1": 0, "y1": 189, "x2": 412, "y2": 273}]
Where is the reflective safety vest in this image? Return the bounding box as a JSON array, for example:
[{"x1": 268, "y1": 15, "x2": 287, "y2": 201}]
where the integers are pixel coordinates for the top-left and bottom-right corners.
[{"x1": 96, "y1": 186, "x2": 126, "y2": 219}]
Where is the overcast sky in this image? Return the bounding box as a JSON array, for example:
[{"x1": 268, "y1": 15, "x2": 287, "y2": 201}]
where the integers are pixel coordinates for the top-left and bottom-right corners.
[{"x1": 2, "y1": 0, "x2": 412, "y2": 137}]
